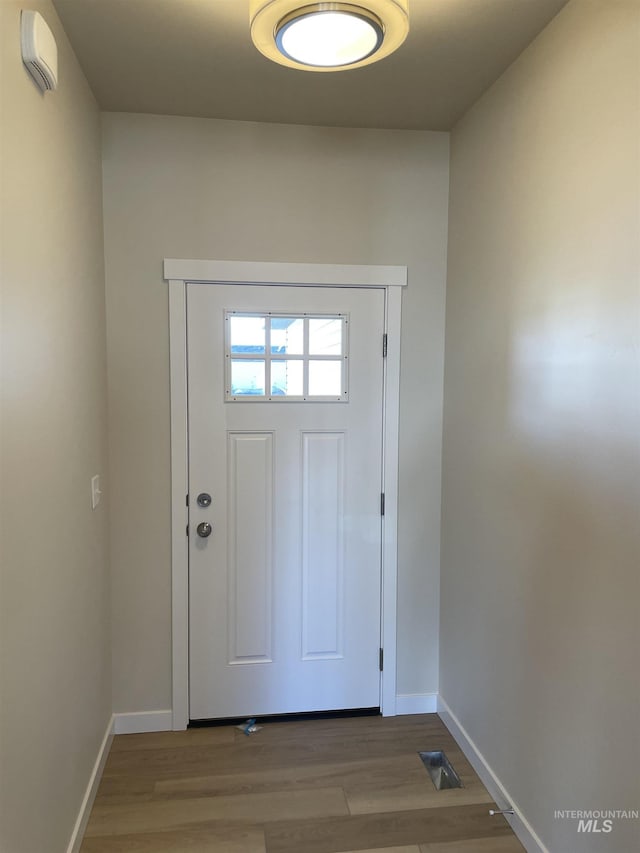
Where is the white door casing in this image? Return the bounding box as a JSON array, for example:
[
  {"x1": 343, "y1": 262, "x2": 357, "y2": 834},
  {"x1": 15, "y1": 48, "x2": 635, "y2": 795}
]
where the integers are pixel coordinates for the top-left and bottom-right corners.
[
  {"x1": 188, "y1": 285, "x2": 383, "y2": 719},
  {"x1": 166, "y1": 259, "x2": 406, "y2": 729}
]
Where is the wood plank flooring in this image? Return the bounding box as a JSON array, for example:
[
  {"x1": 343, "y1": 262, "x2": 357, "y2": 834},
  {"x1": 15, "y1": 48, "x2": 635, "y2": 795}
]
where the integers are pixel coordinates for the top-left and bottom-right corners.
[{"x1": 81, "y1": 714, "x2": 524, "y2": 853}]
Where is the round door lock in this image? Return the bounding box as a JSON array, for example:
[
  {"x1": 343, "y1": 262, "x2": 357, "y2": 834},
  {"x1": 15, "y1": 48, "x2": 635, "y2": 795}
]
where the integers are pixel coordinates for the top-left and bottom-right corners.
[
  {"x1": 197, "y1": 492, "x2": 212, "y2": 508},
  {"x1": 196, "y1": 521, "x2": 213, "y2": 538}
]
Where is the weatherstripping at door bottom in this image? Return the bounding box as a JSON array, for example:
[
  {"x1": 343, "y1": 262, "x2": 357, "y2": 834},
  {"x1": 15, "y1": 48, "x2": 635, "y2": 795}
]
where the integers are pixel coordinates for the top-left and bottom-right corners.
[
  {"x1": 189, "y1": 707, "x2": 380, "y2": 728},
  {"x1": 419, "y1": 750, "x2": 463, "y2": 789}
]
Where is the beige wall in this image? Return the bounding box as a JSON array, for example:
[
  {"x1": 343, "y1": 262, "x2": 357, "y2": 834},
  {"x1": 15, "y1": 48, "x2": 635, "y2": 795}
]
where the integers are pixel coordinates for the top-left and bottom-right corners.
[
  {"x1": 441, "y1": 2, "x2": 639, "y2": 851},
  {"x1": 0, "y1": 2, "x2": 111, "y2": 851},
  {"x1": 101, "y1": 114, "x2": 450, "y2": 712}
]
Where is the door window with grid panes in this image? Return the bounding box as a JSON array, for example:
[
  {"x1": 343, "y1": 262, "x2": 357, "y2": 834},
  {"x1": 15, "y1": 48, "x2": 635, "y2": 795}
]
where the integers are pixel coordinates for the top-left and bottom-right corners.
[{"x1": 225, "y1": 312, "x2": 348, "y2": 401}]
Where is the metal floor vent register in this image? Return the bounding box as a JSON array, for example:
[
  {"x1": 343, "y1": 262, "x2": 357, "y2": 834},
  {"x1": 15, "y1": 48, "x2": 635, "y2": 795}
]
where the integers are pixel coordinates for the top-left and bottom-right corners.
[{"x1": 419, "y1": 750, "x2": 463, "y2": 790}]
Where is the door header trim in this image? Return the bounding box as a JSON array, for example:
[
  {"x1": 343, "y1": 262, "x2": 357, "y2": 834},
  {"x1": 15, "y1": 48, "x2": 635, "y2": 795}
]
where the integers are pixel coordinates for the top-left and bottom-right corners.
[{"x1": 164, "y1": 258, "x2": 407, "y2": 289}]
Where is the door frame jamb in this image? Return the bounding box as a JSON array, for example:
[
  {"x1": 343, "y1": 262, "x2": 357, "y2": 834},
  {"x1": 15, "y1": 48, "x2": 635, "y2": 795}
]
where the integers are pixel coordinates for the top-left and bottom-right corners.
[{"x1": 165, "y1": 258, "x2": 406, "y2": 730}]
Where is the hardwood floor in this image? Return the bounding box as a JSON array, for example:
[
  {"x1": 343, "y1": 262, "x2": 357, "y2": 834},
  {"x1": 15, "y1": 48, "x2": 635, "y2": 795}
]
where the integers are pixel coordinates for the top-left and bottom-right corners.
[{"x1": 81, "y1": 714, "x2": 524, "y2": 853}]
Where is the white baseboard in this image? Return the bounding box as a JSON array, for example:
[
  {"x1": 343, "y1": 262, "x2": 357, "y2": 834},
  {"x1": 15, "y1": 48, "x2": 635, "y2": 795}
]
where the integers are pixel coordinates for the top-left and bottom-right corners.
[
  {"x1": 66, "y1": 714, "x2": 114, "y2": 853},
  {"x1": 395, "y1": 692, "x2": 438, "y2": 715},
  {"x1": 437, "y1": 695, "x2": 548, "y2": 853},
  {"x1": 113, "y1": 709, "x2": 173, "y2": 735}
]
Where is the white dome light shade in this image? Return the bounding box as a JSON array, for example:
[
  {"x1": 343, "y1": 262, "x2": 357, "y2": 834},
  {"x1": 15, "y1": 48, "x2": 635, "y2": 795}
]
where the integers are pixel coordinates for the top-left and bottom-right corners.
[
  {"x1": 250, "y1": 0, "x2": 409, "y2": 72},
  {"x1": 276, "y1": 9, "x2": 383, "y2": 68}
]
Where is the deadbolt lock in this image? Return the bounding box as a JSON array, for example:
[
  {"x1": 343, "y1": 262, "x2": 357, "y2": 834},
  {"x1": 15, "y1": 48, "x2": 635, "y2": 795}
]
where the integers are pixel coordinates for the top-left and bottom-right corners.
[
  {"x1": 196, "y1": 522, "x2": 213, "y2": 538},
  {"x1": 197, "y1": 492, "x2": 212, "y2": 508}
]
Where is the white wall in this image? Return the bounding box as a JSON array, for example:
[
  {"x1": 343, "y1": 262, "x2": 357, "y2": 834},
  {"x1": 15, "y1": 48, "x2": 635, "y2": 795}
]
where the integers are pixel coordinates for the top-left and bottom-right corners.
[
  {"x1": 101, "y1": 114, "x2": 449, "y2": 713},
  {"x1": 441, "y1": 2, "x2": 640, "y2": 851},
  {"x1": 0, "y1": 2, "x2": 111, "y2": 851}
]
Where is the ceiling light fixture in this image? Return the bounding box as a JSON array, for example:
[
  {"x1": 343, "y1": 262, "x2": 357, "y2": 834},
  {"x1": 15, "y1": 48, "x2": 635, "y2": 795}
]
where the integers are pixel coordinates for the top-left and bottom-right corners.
[{"x1": 250, "y1": 1, "x2": 409, "y2": 72}]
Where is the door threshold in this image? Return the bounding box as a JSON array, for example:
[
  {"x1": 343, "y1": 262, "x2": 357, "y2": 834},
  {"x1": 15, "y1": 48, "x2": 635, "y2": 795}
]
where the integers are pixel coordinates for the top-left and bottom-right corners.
[{"x1": 188, "y1": 707, "x2": 380, "y2": 728}]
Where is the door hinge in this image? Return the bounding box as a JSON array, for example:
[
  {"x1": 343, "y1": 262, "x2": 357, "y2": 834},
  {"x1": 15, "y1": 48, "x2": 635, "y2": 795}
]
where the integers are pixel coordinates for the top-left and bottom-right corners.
[
  {"x1": 380, "y1": 493, "x2": 385, "y2": 516},
  {"x1": 382, "y1": 333, "x2": 388, "y2": 358},
  {"x1": 379, "y1": 648, "x2": 384, "y2": 671},
  {"x1": 186, "y1": 494, "x2": 189, "y2": 506},
  {"x1": 186, "y1": 524, "x2": 189, "y2": 537}
]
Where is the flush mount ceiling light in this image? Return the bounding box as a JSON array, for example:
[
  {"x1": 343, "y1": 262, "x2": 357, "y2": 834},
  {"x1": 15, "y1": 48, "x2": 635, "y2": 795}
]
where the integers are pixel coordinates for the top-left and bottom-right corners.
[{"x1": 250, "y1": 1, "x2": 409, "y2": 72}]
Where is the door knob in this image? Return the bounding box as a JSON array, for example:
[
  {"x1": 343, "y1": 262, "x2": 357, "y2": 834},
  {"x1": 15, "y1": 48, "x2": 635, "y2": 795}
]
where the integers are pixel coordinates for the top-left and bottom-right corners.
[{"x1": 196, "y1": 522, "x2": 212, "y2": 538}]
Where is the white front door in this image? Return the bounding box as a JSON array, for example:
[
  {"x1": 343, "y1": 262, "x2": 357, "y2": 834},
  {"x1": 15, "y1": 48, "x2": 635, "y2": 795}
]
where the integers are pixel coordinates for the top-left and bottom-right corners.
[{"x1": 187, "y1": 283, "x2": 385, "y2": 720}]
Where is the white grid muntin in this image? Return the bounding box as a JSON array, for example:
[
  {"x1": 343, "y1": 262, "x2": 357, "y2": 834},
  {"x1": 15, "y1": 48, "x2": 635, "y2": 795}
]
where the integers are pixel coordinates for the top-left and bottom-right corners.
[{"x1": 224, "y1": 310, "x2": 350, "y2": 402}]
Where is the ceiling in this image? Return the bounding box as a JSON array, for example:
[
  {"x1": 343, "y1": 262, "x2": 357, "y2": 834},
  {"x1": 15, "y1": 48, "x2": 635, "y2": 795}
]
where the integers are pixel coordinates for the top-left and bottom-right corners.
[{"x1": 52, "y1": 0, "x2": 568, "y2": 131}]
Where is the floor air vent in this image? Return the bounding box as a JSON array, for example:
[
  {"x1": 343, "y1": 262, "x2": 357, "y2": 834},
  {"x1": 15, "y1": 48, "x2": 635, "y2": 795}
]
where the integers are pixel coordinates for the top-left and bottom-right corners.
[{"x1": 419, "y1": 750, "x2": 463, "y2": 789}]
